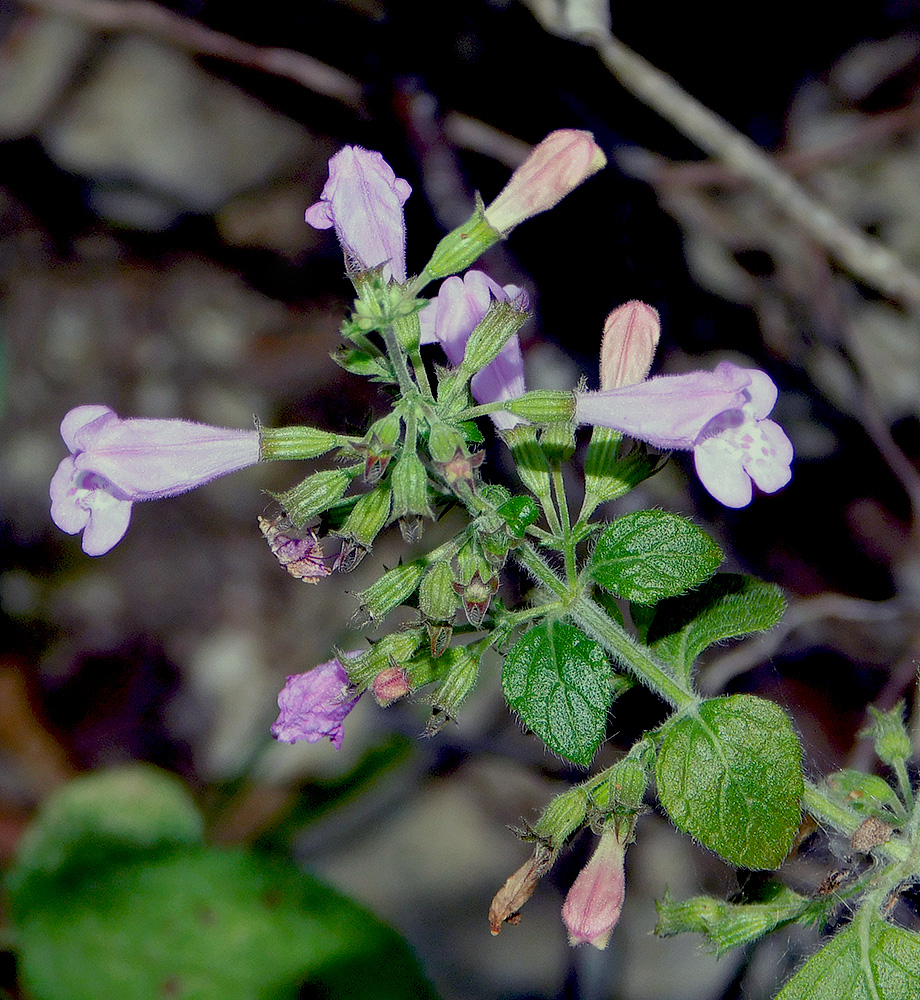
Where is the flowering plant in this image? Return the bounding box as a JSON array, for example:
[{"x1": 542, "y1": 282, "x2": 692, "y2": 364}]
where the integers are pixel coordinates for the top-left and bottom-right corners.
[{"x1": 47, "y1": 130, "x2": 919, "y2": 996}]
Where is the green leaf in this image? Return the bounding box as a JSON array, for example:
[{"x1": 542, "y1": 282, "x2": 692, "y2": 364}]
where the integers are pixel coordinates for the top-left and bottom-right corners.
[
  {"x1": 14, "y1": 847, "x2": 435, "y2": 1000},
  {"x1": 331, "y1": 346, "x2": 395, "y2": 382},
  {"x1": 648, "y1": 574, "x2": 786, "y2": 679},
  {"x1": 502, "y1": 621, "x2": 611, "y2": 766},
  {"x1": 6, "y1": 765, "x2": 203, "y2": 902},
  {"x1": 655, "y1": 883, "x2": 812, "y2": 955},
  {"x1": 589, "y1": 510, "x2": 723, "y2": 604},
  {"x1": 776, "y1": 911, "x2": 920, "y2": 1000},
  {"x1": 655, "y1": 695, "x2": 803, "y2": 868}
]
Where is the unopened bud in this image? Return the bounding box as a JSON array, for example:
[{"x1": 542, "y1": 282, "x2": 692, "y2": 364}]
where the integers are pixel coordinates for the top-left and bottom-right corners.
[
  {"x1": 276, "y1": 468, "x2": 353, "y2": 527},
  {"x1": 861, "y1": 703, "x2": 913, "y2": 768},
  {"x1": 371, "y1": 662, "x2": 412, "y2": 705},
  {"x1": 483, "y1": 130, "x2": 606, "y2": 235},
  {"x1": 562, "y1": 827, "x2": 626, "y2": 949},
  {"x1": 260, "y1": 425, "x2": 341, "y2": 461},
  {"x1": 599, "y1": 301, "x2": 660, "y2": 390},
  {"x1": 345, "y1": 630, "x2": 424, "y2": 689}
]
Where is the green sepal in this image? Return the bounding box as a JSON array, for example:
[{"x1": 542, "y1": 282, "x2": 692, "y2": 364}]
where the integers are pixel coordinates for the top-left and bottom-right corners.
[
  {"x1": 457, "y1": 300, "x2": 528, "y2": 380},
  {"x1": 357, "y1": 561, "x2": 427, "y2": 623},
  {"x1": 655, "y1": 884, "x2": 813, "y2": 956},
  {"x1": 421, "y1": 200, "x2": 501, "y2": 282},
  {"x1": 503, "y1": 425, "x2": 553, "y2": 504},
  {"x1": 334, "y1": 482, "x2": 393, "y2": 549},
  {"x1": 331, "y1": 346, "x2": 395, "y2": 383},
  {"x1": 344, "y1": 630, "x2": 425, "y2": 690},
  {"x1": 419, "y1": 561, "x2": 460, "y2": 625},
  {"x1": 259, "y1": 425, "x2": 341, "y2": 461},
  {"x1": 503, "y1": 390, "x2": 575, "y2": 424},
  {"x1": 589, "y1": 510, "x2": 723, "y2": 604},
  {"x1": 390, "y1": 452, "x2": 434, "y2": 524},
  {"x1": 276, "y1": 468, "x2": 356, "y2": 527},
  {"x1": 533, "y1": 786, "x2": 591, "y2": 846}
]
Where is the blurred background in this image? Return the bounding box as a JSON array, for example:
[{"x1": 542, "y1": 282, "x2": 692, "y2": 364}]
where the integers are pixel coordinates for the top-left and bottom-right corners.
[{"x1": 3, "y1": 1, "x2": 920, "y2": 997}]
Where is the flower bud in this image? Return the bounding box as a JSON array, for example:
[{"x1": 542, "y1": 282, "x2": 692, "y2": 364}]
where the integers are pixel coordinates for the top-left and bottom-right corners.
[
  {"x1": 483, "y1": 130, "x2": 606, "y2": 234},
  {"x1": 860, "y1": 703, "x2": 913, "y2": 769},
  {"x1": 276, "y1": 468, "x2": 354, "y2": 527},
  {"x1": 562, "y1": 827, "x2": 626, "y2": 949},
  {"x1": 259, "y1": 425, "x2": 341, "y2": 461},
  {"x1": 345, "y1": 630, "x2": 424, "y2": 689},
  {"x1": 503, "y1": 390, "x2": 575, "y2": 424},
  {"x1": 599, "y1": 301, "x2": 660, "y2": 390},
  {"x1": 371, "y1": 663, "x2": 412, "y2": 706}
]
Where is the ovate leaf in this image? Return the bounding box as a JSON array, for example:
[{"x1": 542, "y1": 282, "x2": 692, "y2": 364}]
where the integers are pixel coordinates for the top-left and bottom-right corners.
[
  {"x1": 776, "y1": 911, "x2": 920, "y2": 1000},
  {"x1": 589, "y1": 510, "x2": 723, "y2": 604},
  {"x1": 502, "y1": 621, "x2": 611, "y2": 766},
  {"x1": 656, "y1": 695, "x2": 803, "y2": 868}
]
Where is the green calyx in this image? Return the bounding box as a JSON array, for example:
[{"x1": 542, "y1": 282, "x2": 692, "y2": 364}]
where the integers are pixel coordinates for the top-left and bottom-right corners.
[{"x1": 420, "y1": 200, "x2": 501, "y2": 283}]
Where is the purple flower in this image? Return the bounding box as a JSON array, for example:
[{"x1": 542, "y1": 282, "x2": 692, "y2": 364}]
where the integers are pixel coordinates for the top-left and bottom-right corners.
[
  {"x1": 575, "y1": 361, "x2": 793, "y2": 507},
  {"x1": 305, "y1": 146, "x2": 412, "y2": 282},
  {"x1": 561, "y1": 828, "x2": 626, "y2": 949},
  {"x1": 271, "y1": 657, "x2": 361, "y2": 749},
  {"x1": 419, "y1": 270, "x2": 528, "y2": 429},
  {"x1": 50, "y1": 405, "x2": 261, "y2": 555}
]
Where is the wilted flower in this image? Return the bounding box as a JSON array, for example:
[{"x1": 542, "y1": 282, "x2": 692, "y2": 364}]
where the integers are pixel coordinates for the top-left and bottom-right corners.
[
  {"x1": 575, "y1": 362, "x2": 793, "y2": 507},
  {"x1": 419, "y1": 270, "x2": 528, "y2": 429},
  {"x1": 271, "y1": 657, "x2": 361, "y2": 749},
  {"x1": 50, "y1": 405, "x2": 260, "y2": 555},
  {"x1": 304, "y1": 146, "x2": 412, "y2": 282},
  {"x1": 483, "y1": 129, "x2": 606, "y2": 234},
  {"x1": 562, "y1": 827, "x2": 626, "y2": 949},
  {"x1": 258, "y1": 515, "x2": 331, "y2": 584},
  {"x1": 600, "y1": 300, "x2": 661, "y2": 389}
]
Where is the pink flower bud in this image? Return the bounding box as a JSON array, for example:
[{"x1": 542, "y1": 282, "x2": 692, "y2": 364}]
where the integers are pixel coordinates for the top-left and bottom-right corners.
[
  {"x1": 371, "y1": 664, "x2": 411, "y2": 706},
  {"x1": 600, "y1": 301, "x2": 660, "y2": 390},
  {"x1": 483, "y1": 130, "x2": 606, "y2": 234},
  {"x1": 562, "y1": 828, "x2": 626, "y2": 949}
]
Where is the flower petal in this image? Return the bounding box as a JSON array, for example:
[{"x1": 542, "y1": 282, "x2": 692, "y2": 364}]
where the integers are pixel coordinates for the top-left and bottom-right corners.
[{"x1": 271, "y1": 657, "x2": 360, "y2": 749}]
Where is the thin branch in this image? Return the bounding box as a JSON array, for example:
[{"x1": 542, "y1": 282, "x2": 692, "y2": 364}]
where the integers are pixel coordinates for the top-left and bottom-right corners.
[
  {"x1": 522, "y1": 0, "x2": 920, "y2": 310},
  {"x1": 16, "y1": 0, "x2": 366, "y2": 111}
]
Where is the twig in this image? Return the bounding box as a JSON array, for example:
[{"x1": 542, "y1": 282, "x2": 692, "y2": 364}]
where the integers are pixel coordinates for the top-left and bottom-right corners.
[
  {"x1": 521, "y1": 0, "x2": 920, "y2": 310},
  {"x1": 16, "y1": 0, "x2": 366, "y2": 111}
]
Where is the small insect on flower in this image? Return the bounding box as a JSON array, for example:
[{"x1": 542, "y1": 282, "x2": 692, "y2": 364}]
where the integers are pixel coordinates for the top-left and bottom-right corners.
[{"x1": 258, "y1": 515, "x2": 331, "y2": 584}]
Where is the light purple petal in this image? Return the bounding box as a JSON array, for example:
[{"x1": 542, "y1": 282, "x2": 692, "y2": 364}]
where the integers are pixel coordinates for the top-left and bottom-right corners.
[
  {"x1": 60, "y1": 405, "x2": 116, "y2": 452},
  {"x1": 271, "y1": 658, "x2": 361, "y2": 749},
  {"x1": 575, "y1": 362, "x2": 752, "y2": 449},
  {"x1": 73, "y1": 418, "x2": 260, "y2": 498},
  {"x1": 80, "y1": 487, "x2": 134, "y2": 555},
  {"x1": 305, "y1": 146, "x2": 411, "y2": 282},
  {"x1": 693, "y1": 437, "x2": 753, "y2": 508},
  {"x1": 472, "y1": 337, "x2": 526, "y2": 431},
  {"x1": 50, "y1": 457, "x2": 134, "y2": 555}
]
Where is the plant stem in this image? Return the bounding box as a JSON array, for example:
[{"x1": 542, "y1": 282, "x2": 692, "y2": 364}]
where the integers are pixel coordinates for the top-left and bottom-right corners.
[
  {"x1": 512, "y1": 541, "x2": 697, "y2": 711},
  {"x1": 802, "y1": 780, "x2": 910, "y2": 863}
]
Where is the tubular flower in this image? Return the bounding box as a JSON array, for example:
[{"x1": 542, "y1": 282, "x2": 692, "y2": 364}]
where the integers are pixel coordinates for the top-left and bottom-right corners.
[
  {"x1": 271, "y1": 657, "x2": 361, "y2": 749},
  {"x1": 483, "y1": 129, "x2": 606, "y2": 234},
  {"x1": 574, "y1": 361, "x2": 793, "y2": 507},
  {"x1": 50, "y1": 405, "x2": 261, "y2": 555},
  {"x1": 304, "y1": 146, "x2": 412, "y2": 282},
  {"x1": 561, "y1": 828, "x2": 626, "y2": 949},
  {"x1": 419, "y1": 270, "x2": 528, "y2": 429}
]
